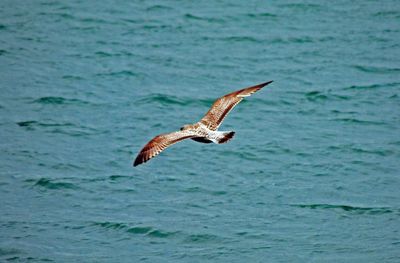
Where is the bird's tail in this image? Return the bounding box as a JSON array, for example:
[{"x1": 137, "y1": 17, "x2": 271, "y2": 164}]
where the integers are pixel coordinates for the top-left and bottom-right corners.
[{"x1": 216, "y1": 131, "x2": 235, "y2": 144}]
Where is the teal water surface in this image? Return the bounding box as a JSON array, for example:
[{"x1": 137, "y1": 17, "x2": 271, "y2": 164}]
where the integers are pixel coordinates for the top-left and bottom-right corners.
[{"x1": 1, "y1": 0, "x2": 400, "y2": 262}]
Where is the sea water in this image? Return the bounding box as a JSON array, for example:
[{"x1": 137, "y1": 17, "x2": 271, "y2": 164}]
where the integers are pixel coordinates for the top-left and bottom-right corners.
[{"x1": 1, "y1": 0, "x2": 399, "y2": 262}]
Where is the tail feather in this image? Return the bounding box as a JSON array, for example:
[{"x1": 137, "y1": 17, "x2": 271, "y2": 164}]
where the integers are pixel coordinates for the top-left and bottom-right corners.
[{"x1": 217, "y1": 131, "x2": 235, "y2": 144}]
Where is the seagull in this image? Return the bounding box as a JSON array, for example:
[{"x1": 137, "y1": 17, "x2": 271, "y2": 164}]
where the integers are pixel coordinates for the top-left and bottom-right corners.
[{"x1": 133, "y1": 80, "x2": 273, "y2": 166}]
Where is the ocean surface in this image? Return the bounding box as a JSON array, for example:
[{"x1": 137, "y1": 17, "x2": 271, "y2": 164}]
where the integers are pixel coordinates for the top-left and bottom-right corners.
[{"x1": 1, "y1": 0, "x2": 400, "y2": 262}]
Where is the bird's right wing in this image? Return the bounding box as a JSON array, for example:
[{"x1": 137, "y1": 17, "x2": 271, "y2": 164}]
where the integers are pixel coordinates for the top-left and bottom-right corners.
[
  {"x1": 200, "y1": 81, "x2": 273, "y2": 130},
  {"x1": 133, "y1": 130, "x2": 197, "y2": 166}
]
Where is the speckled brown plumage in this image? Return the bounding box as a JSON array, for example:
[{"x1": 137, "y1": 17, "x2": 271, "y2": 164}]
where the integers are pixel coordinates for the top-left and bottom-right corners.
[
  {"x1": 200, "y1": 81, "x2": 273, "y2": 130},
  {"x1": 133, "y1": 81, "x2": 273, "y2": 167},
  {"x1": 133, "y1": 131, "x2": 196, "y2": 166}
]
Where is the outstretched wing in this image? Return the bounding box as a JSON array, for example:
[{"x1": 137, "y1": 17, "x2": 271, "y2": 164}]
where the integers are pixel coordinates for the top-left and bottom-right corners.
[
  {"x1": 133, "y1": 131, "x2": 196, "y2": 166},
  {"x1": 200, "y1": 81, "x2": 273, "y2": 130}
]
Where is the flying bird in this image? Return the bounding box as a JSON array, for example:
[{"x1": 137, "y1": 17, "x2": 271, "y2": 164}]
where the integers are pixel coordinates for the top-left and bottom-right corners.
[{"x1": 133, "y1": 81, "x2": 273, "y2": 166}]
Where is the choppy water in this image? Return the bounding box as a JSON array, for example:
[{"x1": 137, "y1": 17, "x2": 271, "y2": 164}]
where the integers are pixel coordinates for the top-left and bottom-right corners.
[{"x1": 1, "y1": 0, "x2": 400, "y2": 262}]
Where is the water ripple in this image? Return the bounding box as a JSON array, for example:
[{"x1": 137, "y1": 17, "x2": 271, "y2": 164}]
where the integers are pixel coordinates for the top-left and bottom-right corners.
[
  {"x1": 32, "y1": 96, "x2": 90, "y2": 105},
  {"x1": 146, "y1": 5, "x2": 173, "y2": 12},
  {"x1": 279, "y1": 3, "x2": 322, "y2": 10},
  {"x1": 95, "y1": 70, "x2": 139, "y2": 78},
  {"x1": 184, "y1": 233, "x2": 221, "y2": 243},
  {"x1": 136, "y1": 94, "x2": 213, "y2": 107},
  {"x1": 332, "y1": 118, "x2": 386, "y2": 126},
  {"x1": 91, "y1": 221, "x2": 229, "y2": 244},
  {"x1": 27, "y1": 178, "x2": 79, "y2": 190},
  {"x1": 16, "y1": 120, "x2": 104, "y2": 137},
  {"x1": 373, "y1": 11, "x2": 400, "y2": 18},
  {"x1": 244, "y1": 12, "x2": 277, "y2": 18},
  {"x1": 327, "y1": 145, "x2": 394, "y2": 157},
  {"x1": 353, "y1": 65, "x2": 400, "y2": 74},
  {"x1": 305, "y1": 91, "x2": 351, "y2": 102},
  {"x1": 184, "y1": 13, "x2": 225, "y2": 23},
  {"x1": 292, "y1": 204, "x2": 398, "y2": 215},
  {"x1": 226, "y1": 36, "x2": 260, "y2": 42},
  {"x1": 344, "y1": 82, "x2": 400, "y2": 90},
  {"x1": 92, "y1": 222, "x2": 177, "y2": 238},
  {"x1": 2, "y1": 0, "x2": 399, "y2": 261}
]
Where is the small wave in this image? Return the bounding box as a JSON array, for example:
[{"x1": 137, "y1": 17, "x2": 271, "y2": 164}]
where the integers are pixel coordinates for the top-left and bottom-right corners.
[
  {"x1": 79, "y1": 17, "x2": 109, "y2": 24},
  {"x1": 305, "y1": 91, "x2": 350, "y2": 102},
  {"x1": 220, "y1": 36, "x2": 259, "y2": 43},
  {"x1": 184, "y1": 13, "x2": 224, "y2": 23},
  {"x1": 109, "y1": 175, "x2": 130, "y2": 181},
  {"x1": 40, "y1": 1, "x2": 60, "y2": 6},
  {"x1": 51, "y1": 163, "x2": 83, "y2": 171},
  {"x1": 146, "y1": 229, "x2": 173, "y2": 238},
  {"x1": 94, "y1": 222, "x2": 225, "y2": 242},
  {"x1": 350, "y1": 147, "x2": 393, "y2": 156},
  {"x1": 0, "y1": 247, "x2": 22, "y2": 257},
  {"x1": 279, "y1": 3, "x2": 322, "y2": 10},
  {"x1": 270, "y1": 36, "x2": 314, "y2": 44},
  {"x1": 219, "y1": 149, "x2": 257, "y2": 161},
  {"x1": 95, "y1": 70, "x2": 138, "y2": 78},
  {"x1": 332, "y1": 118, "x2": 385, "y2": 126},
  {"x1": 292, "y1": 204, "x2": 396, "y2": 215},
  {"x1": 94, "y1": 222, "x2": 127, "y2": 230},
  {"x1": 55, "y1": 13, "x2": 75, "y2": 20},
  {"x1": 62, "y1": 75, "x2": 84, "y2": 80},
  {"x1": 0, "y1": 255, "x2": 52, "y2": 262},
  {"x1": 17, "y1": 120, "x2": 74, "y2": 128},
  {"x1": 17, "y1": 120, "x2": 38, "y2": 127},
  {"x1": 245, "y1": 12, "x2": 277, "y2": 18},
  {"x1": 0, "y1": 49, "x2": 7, "y2": 56},
  {"x1": 44, "y1": 12, "x2": 117, "y2": 25},
  {"x1": 184, "y1": 233, "x2": 220, "y2": 243},
  {"x1": 137, "y1": 94, "x2": 186, "y2": 106},
  {"x1": 344, "y1": 82, "x2": 400, "y2": 90},
  {"x1": 29, "y1": 178, "x2": 78, "y2": 190},
  {"x1": 353, "y1": 65, "x2": 400, "y2": 74},
  {"x1": 373, "y1": 11, "x2": 400, "y2": 18},
  {"x1": 330, "y1": 109, "x2": 358, "y2": 114},
  {"x1": 289, "y1": 36, "x2": 314, "y2": 43},
  {"x1": 32, "y1": 96, "x2": 89, "y2": 105},
  {"x1": 146, "y1": 5, "x2": 173, "y2": 12},
  {"x1": 92, "y1": 222, "x2": 176, "y2": 238},
  {"x1": 94, "y1": 51, "x2": 112, "y2": 57},
  {"x1": 389, "y1": 141, "x2": 400, "y2": 146},
  {"x1": 327, "y1": 144, "x2": 394, "y2": 157},
  {"x1": 122, "y1": 18, "x2": 148, "y2": 24},
  {"x1": 127, "y1": 226, "x2": 153, "y2": 234},
  {"x1": 183, "y1": 186, "x2": 227, "y2": 196},
  {"x1": 305, "y1": 91, "x2": 328, "y2": 101},
  {"x1": 136, "y1": 94, "x2": 213, "y2": 107},
  {"x1": 16, "y1": 120, "x2": 99, "y2": 137},
  {"x1": 141, "y1": 24, "x2": 174, "y2": 31}
]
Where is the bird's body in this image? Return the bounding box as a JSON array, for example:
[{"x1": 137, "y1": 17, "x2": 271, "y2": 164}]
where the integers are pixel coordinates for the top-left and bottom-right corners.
[
  {"x1": 181, "y1": 122, "x2": 235, "y2": 144},
  {"x1": 133, "y1": 81, "x2": 273, "y2": 166}
]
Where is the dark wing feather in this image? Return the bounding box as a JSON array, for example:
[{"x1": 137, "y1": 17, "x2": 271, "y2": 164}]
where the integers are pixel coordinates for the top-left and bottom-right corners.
[
  {"x1": 200, "y1": 81, "x2": 273, "y2": 130},
  {"x1": 133, "y1": 131, "x2": 196, "y2": 166}
]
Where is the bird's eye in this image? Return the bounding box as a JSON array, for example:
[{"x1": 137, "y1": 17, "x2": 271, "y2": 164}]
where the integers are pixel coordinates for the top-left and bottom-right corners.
[{"x1": 180, "y1": 127, "x2": 184, "y2": 131}]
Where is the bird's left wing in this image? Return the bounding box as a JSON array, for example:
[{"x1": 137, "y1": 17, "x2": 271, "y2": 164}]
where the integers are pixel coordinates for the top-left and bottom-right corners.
[
  {"x1": 200, "y1": 81, "x2": 273, "y2": 130},
  {"x1": 133, "y1": 130, "x2": 197, "y2": 166}
]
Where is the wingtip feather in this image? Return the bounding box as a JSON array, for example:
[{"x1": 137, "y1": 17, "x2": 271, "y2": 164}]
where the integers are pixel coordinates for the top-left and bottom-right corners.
[
  {"x1": 260, "y1": 80, "x2": 273, "y2": 87},
  {"x1": 133, "y1": 157, "x2": 141, "y2": 167},
  {"x1": 133, "y1": 153, "x2": 146, "y2": 167}
]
